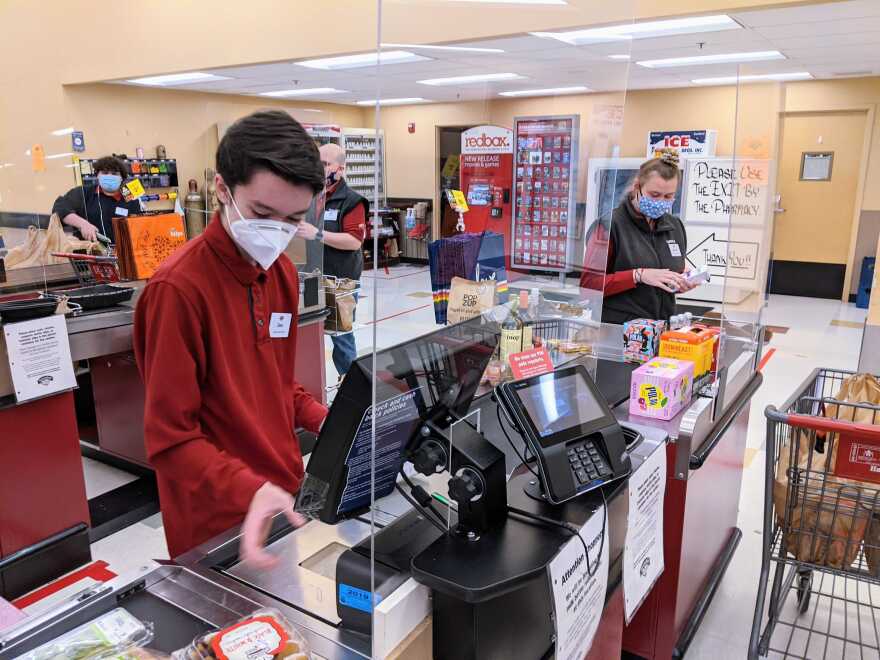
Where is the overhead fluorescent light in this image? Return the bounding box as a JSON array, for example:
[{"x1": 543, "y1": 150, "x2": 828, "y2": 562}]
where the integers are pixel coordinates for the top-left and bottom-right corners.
[
  {"x1": 296, "y1": 50, "x2": 428, "y2": 70},
  {"x1": 46, "y1": 152, "x2": 74, "y2": 160},
  {"x1": 380, "y1": 42, "x2": 505, "y2": 53},
  {"x1": 443, "y1": 0, "x2": 566, "y2": 4},
  {"x1": 692, "y1": 71, "x2": 813, "y2": 84},
  {"x1": 418, "y1": 72, "x2": 523, "y2": 86},
  {"x1": 532, "y1": 14, "x2": 740, "y2": 45},
  {"x1": 638, "y1": 50, "x2": 784, "y2": 69},
  {"x1": 608, "y1": 54, "x2": 631, "y2": 60},
  {"x1": 259, "y1": 88, "x2": 347, "y2": 97},
  {"x1": 51, "y1": 127, "x2": 75, "y2": 136},
  {"x1": 356, "y1": 97, "x2": 428, "y2": 106},
  {"x1": 499, "y1": 85, "x2": 589, "y2": 97},
  {"x1": 127, "y1": 72, "x2": 231, "y2": 86}
]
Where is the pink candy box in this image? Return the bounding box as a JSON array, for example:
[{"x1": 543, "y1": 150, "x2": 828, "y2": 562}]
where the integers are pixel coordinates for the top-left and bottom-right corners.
[{"x1": 629, "y1": 357, "x2": 694, "y2": 420}]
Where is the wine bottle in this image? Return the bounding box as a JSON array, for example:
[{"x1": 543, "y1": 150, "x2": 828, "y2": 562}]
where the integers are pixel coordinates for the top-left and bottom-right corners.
[{"x1": 500, "y1": 294, "x2": 524, "y2": 365}]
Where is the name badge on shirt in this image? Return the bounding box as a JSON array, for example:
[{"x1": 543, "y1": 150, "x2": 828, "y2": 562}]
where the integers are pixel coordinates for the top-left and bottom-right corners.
[
  {"x1": 115, "y1": 206, "x2": 129, "y2": 217},
  {"x1": 323, "y1": 209, "x2": 339, "y2": 222},
  {"x1": 667, "y1": 240, "x2": 682, "y2": 257},
  {"x1": 269, "y1": 312, "x2": 293, "y2": 338}
]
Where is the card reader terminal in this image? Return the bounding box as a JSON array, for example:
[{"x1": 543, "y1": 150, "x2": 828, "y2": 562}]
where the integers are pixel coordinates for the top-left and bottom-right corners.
[{"x1": 496, "y1": 364, "x2": 632, "y2": 504}]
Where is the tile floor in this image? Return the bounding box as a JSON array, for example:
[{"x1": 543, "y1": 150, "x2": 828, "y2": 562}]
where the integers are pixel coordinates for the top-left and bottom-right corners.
[{"x1": 76, "y1": 266, "x2": 870, "y2": 658}]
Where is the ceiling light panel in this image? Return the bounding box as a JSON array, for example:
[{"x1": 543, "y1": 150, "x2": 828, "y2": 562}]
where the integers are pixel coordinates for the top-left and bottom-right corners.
[
  {"x1": 498, "y1": 85, "x2": 589, "y2": 96},
  {"x1": 418, "y1": 72, "x2": 524, "y2": 86},
  {"x1": 532, "y1": 14, "x2": 741, "y2": 45},
  {"x1": 126, "y1": 72, "x2": 231, "y2": 86},
  {"x1": 380, "y1": 42, "x2": 505, "y2": 53},
  {"x1": 356, "y1": 98, "x2": 429, "y2": 105},
  {"x1": 638, "y1": 50, "x2": 785, "y2": 68},
  {"x1": 691, "y1": 71, "x2": 813, "y2": 84},
  {"x1": 259, "y1": 87, "x2": 347, "y2": 97},
  {"x1": 296, "y1": 50, "x2": 429, "y2": 70}
]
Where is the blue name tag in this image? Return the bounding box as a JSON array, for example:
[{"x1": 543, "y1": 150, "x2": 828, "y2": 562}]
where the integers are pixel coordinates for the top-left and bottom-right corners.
[{"x1": 338, "y1": 583, "x2": 382, "y2": 613}]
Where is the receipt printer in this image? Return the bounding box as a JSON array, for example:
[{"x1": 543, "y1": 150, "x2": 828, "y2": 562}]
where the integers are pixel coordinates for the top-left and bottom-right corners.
[
  {"x1": 336, "y1": 507, "x2": 446, "y2": 634},
  {"x1": 497, "y1": 364, "x2": 631, "y2": 504}
]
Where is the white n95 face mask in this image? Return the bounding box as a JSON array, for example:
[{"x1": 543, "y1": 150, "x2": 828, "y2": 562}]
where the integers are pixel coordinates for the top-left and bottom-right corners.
[{"x1": 226, "y1": 198, "x2": 298, "y2": 270}]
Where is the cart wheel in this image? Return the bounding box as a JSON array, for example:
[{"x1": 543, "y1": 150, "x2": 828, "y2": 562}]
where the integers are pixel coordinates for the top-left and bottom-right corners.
[{"x1": 796, "y1": 571, "x2": 812, "y2": 614}]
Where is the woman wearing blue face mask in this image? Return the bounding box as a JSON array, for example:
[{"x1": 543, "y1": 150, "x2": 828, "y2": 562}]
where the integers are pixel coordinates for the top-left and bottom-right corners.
[
  {"x1": 52, "y1": 155, "x2": 142, "y2": 243},
  {"x1": 580, "y1": 148, "x2": 697, "y2": 324}
]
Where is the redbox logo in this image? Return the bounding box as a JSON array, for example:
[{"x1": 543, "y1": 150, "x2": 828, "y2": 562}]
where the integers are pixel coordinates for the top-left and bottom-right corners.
[{"x1": 465, "y1": 133, "x2": 511, "y2": 149}]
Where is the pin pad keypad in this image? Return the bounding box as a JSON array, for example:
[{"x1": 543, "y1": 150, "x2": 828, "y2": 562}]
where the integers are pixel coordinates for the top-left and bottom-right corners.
[{"x1": 567, "y1": 440, "x2": 613, "y2": 486}]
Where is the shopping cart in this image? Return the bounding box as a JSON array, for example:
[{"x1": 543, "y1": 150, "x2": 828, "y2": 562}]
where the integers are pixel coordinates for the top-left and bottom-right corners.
[
  {"x1": 750, "y1": 367, "x2": 880, "y2": 659},
  {"x1": 50, "y1": 252, "x2": 120, "y2": 285}
]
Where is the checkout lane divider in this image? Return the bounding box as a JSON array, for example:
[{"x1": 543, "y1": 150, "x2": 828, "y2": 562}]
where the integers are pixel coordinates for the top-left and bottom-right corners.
[{"x1": 757, "y1": 348, "x2": 777, "y2": 372}]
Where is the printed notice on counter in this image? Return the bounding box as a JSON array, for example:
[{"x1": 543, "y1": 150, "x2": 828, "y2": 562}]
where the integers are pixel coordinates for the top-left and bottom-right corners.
[
  {"x1": 336, "y1": 389, "x2": 424, "y2": 516},
  {"x1": 548, "y1": 504, "x2": 609, "y2": 660},
  {"x1": 623, "y1": 444, "x2": 667, "y2": 623},
  {"x1": 4, "y1": 314, "x2": 76, "y2": 403}
]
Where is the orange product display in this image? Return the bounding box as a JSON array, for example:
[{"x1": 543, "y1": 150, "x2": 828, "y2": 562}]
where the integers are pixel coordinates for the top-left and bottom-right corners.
[
  {"x1": 113, "y1": 212, "x2": 187, "y2": 280},
  {"x1": 658, "y1": 325, "x2": 718, "y2": 378}
]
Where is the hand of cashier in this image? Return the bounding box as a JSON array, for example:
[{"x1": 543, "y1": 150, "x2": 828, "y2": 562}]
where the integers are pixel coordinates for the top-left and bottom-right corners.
[
  {"x1": 240, "y1": 483, "x2": 307, "y2": 569},
  {"x1": 640, "y1": 268, "x2": 698, "y2": 294}
]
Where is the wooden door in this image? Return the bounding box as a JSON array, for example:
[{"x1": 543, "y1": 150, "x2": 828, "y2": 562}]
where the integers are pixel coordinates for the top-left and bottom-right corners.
[{"x1": 772, "y1": 110, "x2": 867, "y2": 298}]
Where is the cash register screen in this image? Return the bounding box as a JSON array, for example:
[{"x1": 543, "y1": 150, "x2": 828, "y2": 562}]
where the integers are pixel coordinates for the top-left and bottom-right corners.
[{"x1": 515, "y1": 373, "x2": 606, "y2": 440}]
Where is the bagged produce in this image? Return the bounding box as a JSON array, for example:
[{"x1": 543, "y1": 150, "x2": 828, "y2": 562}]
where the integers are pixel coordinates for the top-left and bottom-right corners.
[
  {"x1": 446, "y1": 276, "x2": 495, "y2": 325},
  {"x1": 773, "y1": 373, "x2": 880, "y2": 571},
  {"x1": 4, "y1": 214, "x2": 102, "y2": 269},
  {"x1": 324, "y1": 277, "x2": 358, "y2": 334},
  {"x1": 172, "y1": 608, "x2": 310, "y2": 660},
  {"x1": 13, "y1": 608, "x2": 153, "y2": 660}
]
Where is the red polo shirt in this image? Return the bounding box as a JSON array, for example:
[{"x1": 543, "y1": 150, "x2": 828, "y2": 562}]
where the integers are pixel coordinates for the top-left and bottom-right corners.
[{"x1": 133, "y1": 214, "x2": 328, "y2": 557}]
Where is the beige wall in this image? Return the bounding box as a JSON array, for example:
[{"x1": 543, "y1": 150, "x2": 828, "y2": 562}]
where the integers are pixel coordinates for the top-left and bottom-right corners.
[
  {"x1": 0, "y1": 84, "x2": 365, "y2": 214},
  {"x1": 376, "y1": 84, "x2": 774, "y2": 200}
]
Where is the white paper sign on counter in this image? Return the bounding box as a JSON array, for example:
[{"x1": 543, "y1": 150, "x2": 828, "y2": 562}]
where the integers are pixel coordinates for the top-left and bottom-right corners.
[
  {"x1": 548, "y1": 504, "x2": 609, "y2": 660},
  {"x1": 4, "y1": 314, "x2": 76, "y2": 403},
  {"x1": 623, "y1": 444, "x2": 667, "y2": 623}
]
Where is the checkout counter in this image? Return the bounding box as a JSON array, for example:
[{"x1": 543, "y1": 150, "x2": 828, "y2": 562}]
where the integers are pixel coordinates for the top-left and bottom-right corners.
[
  {"x1": 0, "y1": 243, "x2": 328, "y2": 602},
  {"x1": 0, "y1": 308, "x2": 763, "y2": 660}
]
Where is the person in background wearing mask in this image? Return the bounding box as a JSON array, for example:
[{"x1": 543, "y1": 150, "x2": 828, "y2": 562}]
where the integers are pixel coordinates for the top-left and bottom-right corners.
[
  {"x1": 297, "y1": 143, "x2": 368, "y2": 380},
  {"x1": 579, "y1": 148, "x2": 697, "y2": 324},
  {"x1": 133, "y1": 111, "x2": 328, "y2": 567},
  {"x1": 52, "y1": 155, "x2": 142, "y2": 243}
]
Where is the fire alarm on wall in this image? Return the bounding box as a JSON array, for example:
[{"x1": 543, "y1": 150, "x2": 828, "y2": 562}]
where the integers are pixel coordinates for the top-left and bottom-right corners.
[{"x1": 408, "y1": 122, "x2": 415, "y2": 134}]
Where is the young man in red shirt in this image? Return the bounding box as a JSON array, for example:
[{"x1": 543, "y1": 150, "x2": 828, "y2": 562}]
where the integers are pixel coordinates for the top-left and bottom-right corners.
[{"x1": 134, "y1": 110, "x2": 328, "y2": 567}]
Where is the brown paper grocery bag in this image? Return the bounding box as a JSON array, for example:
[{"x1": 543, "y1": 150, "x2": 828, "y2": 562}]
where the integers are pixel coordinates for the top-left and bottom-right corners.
[
  {"x1": 325, "y1": 277, "x2": 358, "y2": 333},
  {"x1": 446, "y1": 277, "x2": 495, "y2": 325}
]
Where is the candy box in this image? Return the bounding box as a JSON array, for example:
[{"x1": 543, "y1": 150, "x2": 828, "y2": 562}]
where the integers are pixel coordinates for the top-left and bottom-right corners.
[
  {"x1": 659, "y1": 326, "x2": 715, "y2": 377},
  {"x1": 629, "y1": 357, "x2": 694, "y2": 420},
  {"x1": 623, "y1": 318, "x2": 667, "y2": 364}
]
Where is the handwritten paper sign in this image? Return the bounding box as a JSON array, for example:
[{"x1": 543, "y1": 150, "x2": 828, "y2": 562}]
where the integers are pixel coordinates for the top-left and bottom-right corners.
[
  {"x1": 685, "y1": 229, "x2": 760, "y2": 280},
  {"x1": 684, "y1": 159, "x2": 770, "y2": 225}
]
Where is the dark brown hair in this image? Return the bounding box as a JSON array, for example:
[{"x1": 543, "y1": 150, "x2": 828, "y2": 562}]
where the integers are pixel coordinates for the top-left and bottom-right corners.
[
  {"x1": 216, "y1": 110, "x2": 324, "y2": 194},
  {"x1": 636, "y1": 148, "x2": 681, "y2": 186},
  {"x1": 93, "y1": 156, "x2": 128, "y2": 177}
]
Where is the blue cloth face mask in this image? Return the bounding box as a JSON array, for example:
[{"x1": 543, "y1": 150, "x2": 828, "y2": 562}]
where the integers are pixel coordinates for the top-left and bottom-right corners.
[
  {"x1": 98, "y1": 174, "x2": 122, "y2": 193},
  {"x1": 638, "y1": 194, "x2": 673, "y2": 219}
]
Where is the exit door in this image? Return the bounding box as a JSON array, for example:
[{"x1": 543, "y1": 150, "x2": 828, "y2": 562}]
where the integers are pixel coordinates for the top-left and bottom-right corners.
[{"x1": 771, "y1": 110, "x2": 867, "y2": 299}]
